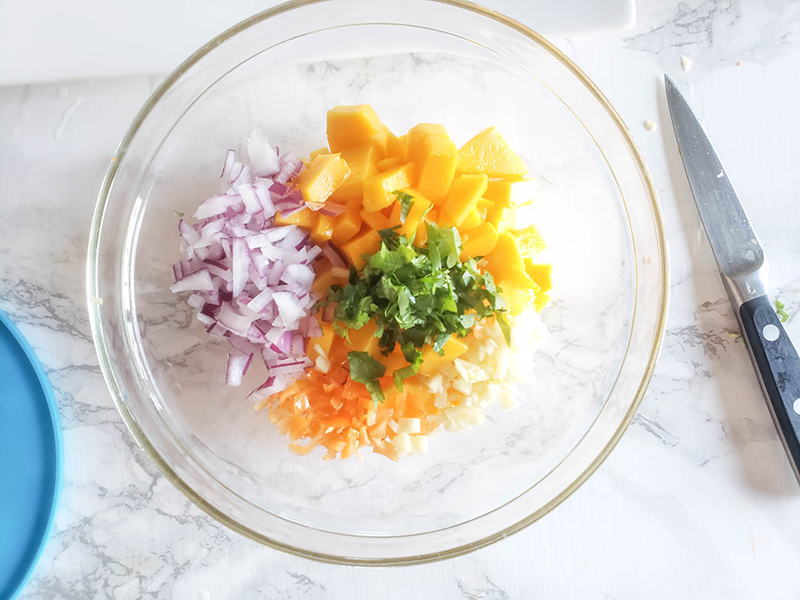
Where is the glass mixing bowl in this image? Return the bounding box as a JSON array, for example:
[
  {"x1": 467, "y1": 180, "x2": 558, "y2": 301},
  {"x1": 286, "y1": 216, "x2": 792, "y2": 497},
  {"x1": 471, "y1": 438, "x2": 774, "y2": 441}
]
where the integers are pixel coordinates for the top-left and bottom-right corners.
[{"x1": 87, "y1": 0, "x2": 668, "y2": 565}]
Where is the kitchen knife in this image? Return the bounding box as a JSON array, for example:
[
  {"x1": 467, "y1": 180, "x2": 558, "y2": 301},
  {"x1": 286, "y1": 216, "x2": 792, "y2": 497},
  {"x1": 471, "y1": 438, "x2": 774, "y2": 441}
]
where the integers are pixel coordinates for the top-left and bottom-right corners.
[{"x1": 665, "y1": 74, "x2": 800, "y2": 484}]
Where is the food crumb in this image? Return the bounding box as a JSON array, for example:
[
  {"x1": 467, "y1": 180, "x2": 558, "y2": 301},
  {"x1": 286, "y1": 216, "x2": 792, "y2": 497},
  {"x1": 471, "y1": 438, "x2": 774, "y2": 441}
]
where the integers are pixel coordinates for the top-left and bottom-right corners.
[
  {"x1": 90, "y1": 296, "x2": 104, "y2": 305},
  {"x1": 644, "y1": 120, "x2": 658, "y2": 131},
  {"x1": 729, "y1": 332, "x2": 739, "y2": 339},
  {"x1": 681, "y1": 56, "x2": 693, "y2": 72},
  {"x1": 736, "y1": 61, "x2": 742, "y2": 67}
]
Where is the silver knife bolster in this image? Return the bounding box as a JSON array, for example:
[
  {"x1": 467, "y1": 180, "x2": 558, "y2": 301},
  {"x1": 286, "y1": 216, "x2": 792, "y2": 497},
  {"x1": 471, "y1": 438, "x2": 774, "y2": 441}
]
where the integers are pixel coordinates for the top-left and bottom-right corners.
[{"x1": 722, "y1": 261, "x2": 769, "y2": 309}]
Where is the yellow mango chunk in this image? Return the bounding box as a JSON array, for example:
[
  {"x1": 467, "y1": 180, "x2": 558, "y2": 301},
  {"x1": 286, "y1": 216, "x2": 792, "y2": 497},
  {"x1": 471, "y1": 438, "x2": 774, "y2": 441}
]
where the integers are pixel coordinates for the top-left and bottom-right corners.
[
  {"x1": 475, "y1": 198, "x2": 503, "y2": 231},
  {"x1": 388, "y1": 189, "x2": 433, "y2": 237},
  {"x1": 459, "y1": 208, "x2": 482, "y2": 232},
  {"x1": 373, "y1": 125, "x2": 404, "y2": 160},
  {"x1": 395, "y1": 134, "x2": 409, "y2": 160},
  {"x1": 310, "y1": 213, "x2": 335, "y2": 244},
  {"x1": 407, "y1": 123, "x2": 459, "y2": 203},
  {"x1": 298, "y1": 154, "x2": 351, "y2": 206},
  {"x1": 309, "y1": 146, "x2": 330, "y2": 160},
  {"x1": 483, "y1": 177, "x2": 538, "y2": 208},
  {"x1": 418, "y1": 337, "x2": 468, "y2": 376},
  {"x1": 457, "y1": 127, "x2": 528, "y2": 177},
  {"x1": 515, "y1": 225, "x2": 546, "y2": 257},
  {"x1": 343, "y1": 320, "x2": 380, "y2": 354},
  {"x1": 327, "y1": 105, "x2": 383, "y2": 153},
  {"x1": 330, "y1": 143, "x2": 379, "y2": 202},
  {"x1": 500, "y1": 270, "x2": 538, "y2": 315},
  {"x1": 461, "y1": 223, "x2": 498, "y2": 260},
  {"x1": 534, "y1": 288, "x2": 550, "y2": 312},
  {"x1": 376, "y1": 156, "x2": 404, "y2": 172},
  {"x1": 360, "y1": 208, "x2": 392, "y2": 232},
  {"x1": 484, "y1": 231, "x2": 524, "y2": 283},
  {"x1": 275, "y1": 207, "x2": 316, "y2": 229},
  {"x1": 497, "y1": 202, "x2": 537, "y2": 232},
  {"x1": 308, "y1": 322, "x2": 336, "y2": 362},
  {"x1": 378, "y1": 348, "x2": 411, "y2": 375},
  {"x1": 330, "y1": 210, "x2": 362, "y2": 246},
  {"x1": 440, "y1": 173, "x2": 488, "y2": 228},
  {"x1": 362, "y1": 163, "x2": 417, "y2": 212},
  {"x1": 524, "y1": 260, "x2": 552, "y2": 293},
  {"x1": 342, "y1": 229, "x2": 381, "y2": 270}
]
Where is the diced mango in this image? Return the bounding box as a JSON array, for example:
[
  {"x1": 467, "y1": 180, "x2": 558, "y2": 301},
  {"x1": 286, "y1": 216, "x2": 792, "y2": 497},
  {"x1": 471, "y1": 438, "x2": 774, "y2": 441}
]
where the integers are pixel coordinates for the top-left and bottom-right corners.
[
  {"x1": 475, "y1": 198, "x2": 504, "y2": 230},
  {"x1": 500, "y1": 270, "x2": 538, "y2": 315},
  {"x1": 461, "y1": 223, "x2": 498, "y2": 260},
  {"x1": 373, "y1": 125, "x2": 404, "y2": 160},
  {"x1": 395, "y1": 134, "x2": 409, "y2": 160},
  {"x1": 516, "y1": 225, "x2": 546, "y2": 257},
  {"x1": 457, "y1": 127, "x2": 528, "y2": 177},
  {"x1": 298, "y1": 154, "x2": 351, "y2": 206},
  {"x1": 362, "y1": 163, "x2": 417, "y2": 212},
  {"x1": 418, "y1": 337, "x2": 468, "y2": 376},
  {"x1": 342, "y1": 229, "x2": 382, "y2": 270},
  {"x1": 415, "y1": 220, "x2": 428, "y2": 246},
  {"x1": 327, "y1": 105, "x2": 383, "y2": 153},
  {"x1": 388, "y1": 189, "x2": 433, "y2": 237},
  {"x1": 483, "y1": 177, "x2": 537, "y2": 208},
  {"x1": 376, "y1": 156, "x2": 404, "y2": 172},
  {"x1": 360, "y1": 208, "x2": 392, "y2": 232},
  {"x1": 459, "y1": 208, "x2": 482, "y2": 232},
  {"x1": 310, "y1": 213, "x2": 335, "y2": 244},
  {"x1": 534, "y1": 290, "x2": 550, "y2": 312},
  {"x1": 440, "y1": 173, "x2": 488, "y2": 228},
  {"x1": 524, "y1": 260, "x2": 552, "y2": 293},
  {"x1": 330, "y1": 143, "x2": 379, "y2": 202},
  {"x1": 309, "y1": 146, "x2": 330, "y2": 160},
  {"x1": 343, "y1": 321, "x2": 379, "y2": 354},
  {"x1": 484, "y1": 231, "x2": 524, "y2": 283},
  {"x1": 407, "y1": 123, "x2": 459, "y2": 203},
  {"x1": 330, "y1": 210, "x2": 362, "y2": 246},
  {"x1": 308, "y1": 322, "x2": 336, "y2": 362},
  {"x1": 378, "y1": 348, "x2": 410, "y2": 375},
  {"x1": 497, "y1": 202, "x2": 537, "y2": 232},
  {"x1": 275, "y1": 207, "x2": 316, "y2": 229}
]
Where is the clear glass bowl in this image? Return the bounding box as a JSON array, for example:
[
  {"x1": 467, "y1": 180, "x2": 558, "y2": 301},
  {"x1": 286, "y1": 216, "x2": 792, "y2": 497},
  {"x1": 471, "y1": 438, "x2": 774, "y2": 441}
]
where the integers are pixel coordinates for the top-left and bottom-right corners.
[{"x1": 87, "y1": 0, "x2": 668, "y2": 565}]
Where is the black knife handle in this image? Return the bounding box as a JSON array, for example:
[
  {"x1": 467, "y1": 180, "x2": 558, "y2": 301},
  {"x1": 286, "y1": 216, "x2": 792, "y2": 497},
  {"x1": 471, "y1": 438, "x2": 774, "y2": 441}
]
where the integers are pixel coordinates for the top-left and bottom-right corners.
[{"x1": 739, "y1": 295, "x2": 800, "y2": 482}]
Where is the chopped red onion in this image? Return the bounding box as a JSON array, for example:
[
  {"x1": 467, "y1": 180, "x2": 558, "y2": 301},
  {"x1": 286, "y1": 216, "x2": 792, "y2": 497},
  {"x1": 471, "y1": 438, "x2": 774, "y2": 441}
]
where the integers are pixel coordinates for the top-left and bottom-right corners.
[{"x1": 226, "y1": 353, "x2": 253, "y2": 387}]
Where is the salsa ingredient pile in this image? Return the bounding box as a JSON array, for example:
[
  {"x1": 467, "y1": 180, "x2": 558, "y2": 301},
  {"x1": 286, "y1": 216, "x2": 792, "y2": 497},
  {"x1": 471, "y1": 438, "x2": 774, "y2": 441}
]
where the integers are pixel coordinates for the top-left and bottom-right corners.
[{"x1": 172, "y1": 105, "x2": 552, "y2": 460}]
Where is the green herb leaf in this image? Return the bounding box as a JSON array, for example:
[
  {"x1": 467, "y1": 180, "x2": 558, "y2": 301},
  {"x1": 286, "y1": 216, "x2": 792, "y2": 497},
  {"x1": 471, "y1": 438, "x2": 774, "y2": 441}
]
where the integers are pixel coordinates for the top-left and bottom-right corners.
[
  {"x1": 775, "y1": 299, "x2": 790, "y2": 323},
  {"x1": 394, "y1": 191, "x2": 415, "y2": 224},
  {"x1": 174, "y1": 210, "x2": 185, "y2": 218},
  {"x1": 347, "y1": 351, "x2": 386, "y2": 403}
]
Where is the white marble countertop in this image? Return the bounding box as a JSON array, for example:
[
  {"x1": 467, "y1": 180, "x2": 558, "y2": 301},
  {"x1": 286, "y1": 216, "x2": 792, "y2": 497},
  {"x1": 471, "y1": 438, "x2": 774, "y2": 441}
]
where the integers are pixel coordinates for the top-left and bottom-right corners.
[{"x1": 3, "y1": 0, "x2": 800, "y2": 598}]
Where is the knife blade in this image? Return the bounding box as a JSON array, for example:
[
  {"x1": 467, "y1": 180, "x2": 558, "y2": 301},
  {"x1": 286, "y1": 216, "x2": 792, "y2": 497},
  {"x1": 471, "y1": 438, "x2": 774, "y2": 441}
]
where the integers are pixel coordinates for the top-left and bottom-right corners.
[{"x1": 665, "y1": 74, "x2": 800, "y2": 484}]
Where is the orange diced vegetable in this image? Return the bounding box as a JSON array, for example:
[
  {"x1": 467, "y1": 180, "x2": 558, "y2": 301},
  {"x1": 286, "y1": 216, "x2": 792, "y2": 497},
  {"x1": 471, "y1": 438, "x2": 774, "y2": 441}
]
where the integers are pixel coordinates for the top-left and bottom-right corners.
[
  {"x1": 362, "y1": 163, "x2": 417, "y2": 212},
  {"x1": 457, "y1": 127, "x2": 528, "y2": 177},
  {"x1": 327, "y1": 105, "x2": 383, "y2": 153},
  {"x1": 440, "y1": 173, "x2": 488, "y2": 228}
]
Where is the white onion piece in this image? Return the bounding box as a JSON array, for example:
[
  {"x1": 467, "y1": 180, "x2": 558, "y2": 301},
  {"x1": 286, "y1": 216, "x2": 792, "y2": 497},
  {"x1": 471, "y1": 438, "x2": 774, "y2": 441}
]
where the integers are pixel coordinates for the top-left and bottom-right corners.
[
  {"x1": 247, "y1": 127, "x2": 281, "y2": 177},
  {"x1": 226, "y1": 353, "x2": 253, "y2": 387},
  {"x1": 170, "y1": 269, "x2": 213, "y2": 293}
]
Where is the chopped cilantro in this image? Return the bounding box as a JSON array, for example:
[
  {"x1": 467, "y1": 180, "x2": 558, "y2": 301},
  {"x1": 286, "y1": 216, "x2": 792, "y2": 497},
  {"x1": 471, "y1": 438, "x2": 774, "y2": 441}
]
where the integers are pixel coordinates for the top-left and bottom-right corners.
[
  {"x1": 775, "y1": 299, "x2": 790, "y2": 323},
  {"x1": 347, "y1": 351, "x2": 386, "y2": 403},
  {"x1": 327, "y1": 224, "x2": 507, "y2": 396},
  {"x1": 394, "y1": 190, "x2": 415, "y2": 224},
  {"x1": 174, "y1": 210, "x2": 185, "y2": 218}
]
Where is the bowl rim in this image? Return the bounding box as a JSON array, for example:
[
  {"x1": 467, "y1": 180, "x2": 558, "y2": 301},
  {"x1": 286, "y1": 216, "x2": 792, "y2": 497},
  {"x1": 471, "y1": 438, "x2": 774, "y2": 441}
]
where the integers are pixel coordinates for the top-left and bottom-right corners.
[{"x1": 87, "y1": 0, "x2": 669, "y2": 566}]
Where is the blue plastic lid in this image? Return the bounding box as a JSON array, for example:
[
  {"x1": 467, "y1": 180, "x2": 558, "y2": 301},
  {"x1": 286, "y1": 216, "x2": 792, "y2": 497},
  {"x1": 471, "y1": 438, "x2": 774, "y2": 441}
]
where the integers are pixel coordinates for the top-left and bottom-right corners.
[{"x1": 0, "y1": 310, "x2": 63, "y2": 600}]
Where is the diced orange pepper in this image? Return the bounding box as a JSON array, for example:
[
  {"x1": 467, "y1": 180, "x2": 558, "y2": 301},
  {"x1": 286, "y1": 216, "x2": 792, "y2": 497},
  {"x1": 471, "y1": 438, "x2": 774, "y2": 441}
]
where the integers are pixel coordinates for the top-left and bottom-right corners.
[
  {"x1": 275, "y1": 207, "x2": 316, "y2": 229},
  {"x1": 298, "y1": 154, "x2": 351, "y2": 206},
  {"x1": 311, "y1": 213, "x2": 336, "y2": 244},
  {"x1": 327, "y1": 105, "x2": 383, "y2": 153},
  {"x1": 342, "y1": 229, "x2": 382, "y2": 270},
  {"x1": 330, "y1": 210, "x2": 362, "y2": 246},
  {"x1": 362, "y1": 163, "x2": 417, "y2": 212},
  {"x1": 440, "y1": 173, "x2": 488, "y2": 228}
]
